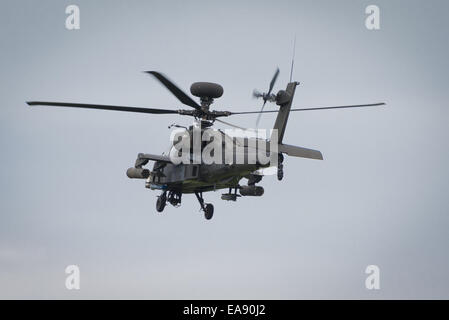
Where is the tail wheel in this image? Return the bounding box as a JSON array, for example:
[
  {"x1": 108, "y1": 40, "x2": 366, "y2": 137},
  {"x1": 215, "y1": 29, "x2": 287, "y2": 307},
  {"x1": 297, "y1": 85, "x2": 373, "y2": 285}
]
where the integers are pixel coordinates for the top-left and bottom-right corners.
[
  {"x1": 156, "y1": 192, "x2": 167, "y2": 212},
  {"x1": 204, "y1": 203, "x2": 214, "y2": 220},
  {"x1": 277, "y1": 165, "x2": 284, "y2": 181},
  {"x1": 277, "y1": 153, "x2": 284, "y2": 181}
]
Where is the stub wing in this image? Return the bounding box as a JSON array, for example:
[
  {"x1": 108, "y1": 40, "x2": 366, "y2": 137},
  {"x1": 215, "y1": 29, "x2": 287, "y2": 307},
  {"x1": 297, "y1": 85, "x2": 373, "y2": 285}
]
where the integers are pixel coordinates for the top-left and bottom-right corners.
[
  {"x1": 138, "y1": 153, "x2": 173, "y2": 163},
  {"x1": 278, "y1": 143, "x2": 323, "y2": 160}
]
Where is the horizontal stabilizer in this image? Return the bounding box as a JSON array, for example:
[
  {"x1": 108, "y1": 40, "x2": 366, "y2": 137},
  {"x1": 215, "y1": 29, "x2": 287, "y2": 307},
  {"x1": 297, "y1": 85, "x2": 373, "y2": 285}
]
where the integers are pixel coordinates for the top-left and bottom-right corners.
[{"x1": 278, "y1": 143, "x2": 323, "y2": 160}]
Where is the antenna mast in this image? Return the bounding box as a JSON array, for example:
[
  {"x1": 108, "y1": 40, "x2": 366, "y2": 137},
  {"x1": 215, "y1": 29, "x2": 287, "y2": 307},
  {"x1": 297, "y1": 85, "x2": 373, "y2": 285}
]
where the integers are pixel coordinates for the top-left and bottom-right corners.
[{"x1": 289, "y1": 35, "x2": 296, "y2": 83}]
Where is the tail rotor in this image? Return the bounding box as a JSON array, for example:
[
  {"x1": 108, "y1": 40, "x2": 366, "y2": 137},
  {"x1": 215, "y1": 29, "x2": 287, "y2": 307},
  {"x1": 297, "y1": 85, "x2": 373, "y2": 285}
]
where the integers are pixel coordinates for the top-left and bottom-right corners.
[{"x1": 253, "y1": 67, "x2": 280, "y2": 127}]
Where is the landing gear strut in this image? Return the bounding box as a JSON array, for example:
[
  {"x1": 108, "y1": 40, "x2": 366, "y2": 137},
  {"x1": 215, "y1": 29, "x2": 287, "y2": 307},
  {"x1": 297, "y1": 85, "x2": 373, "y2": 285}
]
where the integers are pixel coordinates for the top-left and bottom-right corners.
[
  {"x1": 156, "y1": 191, "x2": 167, "y2": 212},
  {"x1": 195, "y1": 191, "x2": 214, "y2": 220}
]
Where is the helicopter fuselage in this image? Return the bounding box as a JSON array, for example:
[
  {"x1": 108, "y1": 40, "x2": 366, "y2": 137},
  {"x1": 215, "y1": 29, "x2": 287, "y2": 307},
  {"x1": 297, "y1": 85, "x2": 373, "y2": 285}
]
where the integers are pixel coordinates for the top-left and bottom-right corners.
[{"x1": 147, "y1": 161, "x2": 262, "y2": 193}]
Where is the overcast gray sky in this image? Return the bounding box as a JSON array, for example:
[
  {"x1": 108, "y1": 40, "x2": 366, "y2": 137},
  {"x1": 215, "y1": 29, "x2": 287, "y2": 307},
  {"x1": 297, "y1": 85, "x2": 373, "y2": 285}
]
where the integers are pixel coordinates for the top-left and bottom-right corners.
[{"x1": 1, "y1": 0, "x2": 448, "y2": 299}]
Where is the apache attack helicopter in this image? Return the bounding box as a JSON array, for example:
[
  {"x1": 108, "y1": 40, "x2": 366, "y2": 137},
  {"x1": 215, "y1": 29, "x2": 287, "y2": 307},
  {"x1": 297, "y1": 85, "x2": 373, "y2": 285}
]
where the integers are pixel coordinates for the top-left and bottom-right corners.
[{"x1": 27, "y1": 70, "x2": 384, "y2": 220}]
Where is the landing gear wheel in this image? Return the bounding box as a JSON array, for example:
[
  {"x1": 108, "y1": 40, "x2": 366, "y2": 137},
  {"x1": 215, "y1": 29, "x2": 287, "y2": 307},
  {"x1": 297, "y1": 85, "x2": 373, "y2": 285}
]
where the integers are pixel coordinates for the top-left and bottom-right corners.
[
  {"x1": 204, "y1": 203, "x2": 214, "y2": 220},
  {"x1": 277, "y1": 154, "x2": 284, "y2": 181},
  {"x1": 277, "y1": 166, "x2": 284, "y2": 181},
  {"x1": 156, "y1": 192, "x2": 167, "y2": 213},
  {"x1": 195, "y1": 191, "x2": 214, "y2": 220}
]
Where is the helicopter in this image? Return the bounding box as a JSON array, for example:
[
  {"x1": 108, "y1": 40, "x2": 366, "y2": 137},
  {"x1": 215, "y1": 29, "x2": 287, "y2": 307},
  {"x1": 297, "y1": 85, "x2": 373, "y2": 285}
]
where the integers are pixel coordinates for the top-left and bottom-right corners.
[{"x1": 27, "y1": 69, "x2": 385, "y2": 220}]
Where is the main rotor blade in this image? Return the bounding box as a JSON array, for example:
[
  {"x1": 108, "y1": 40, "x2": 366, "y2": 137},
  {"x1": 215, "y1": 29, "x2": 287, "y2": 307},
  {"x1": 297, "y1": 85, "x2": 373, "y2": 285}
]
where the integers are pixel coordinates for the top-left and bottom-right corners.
[
  {"x1": 231, "y1": 102, "x2": 386, "y2": 115},
  {"x1": 291, "y1": 102, "x2": 386, "y2": 112},
  {"x1": 26, "y1": 101, "x2": 180, "y2": 114},
  {"x1": 145, "y1": 71, "x2": 201, "y2": 110}
]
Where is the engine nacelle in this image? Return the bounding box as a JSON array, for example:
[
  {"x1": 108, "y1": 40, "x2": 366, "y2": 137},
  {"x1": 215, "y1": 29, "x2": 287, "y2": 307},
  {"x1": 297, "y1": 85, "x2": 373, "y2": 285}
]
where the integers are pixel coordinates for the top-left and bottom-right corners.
[
  {"x1": 239, "y1": 185, "x2": 264, "y2": 197},
  {"x1": 126, "y1": 167, "x2": 150, "y2": 179}
]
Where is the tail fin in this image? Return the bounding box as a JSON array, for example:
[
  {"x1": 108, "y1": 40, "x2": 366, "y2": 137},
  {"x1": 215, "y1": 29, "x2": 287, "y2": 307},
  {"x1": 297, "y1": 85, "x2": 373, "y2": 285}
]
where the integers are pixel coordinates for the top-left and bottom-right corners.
[
  {"x1": 269, "y1": 82, "x2": 323, "y2": 161},
  {"x1": 270, "y1": 82, "x2": 298, "y2": 143}
]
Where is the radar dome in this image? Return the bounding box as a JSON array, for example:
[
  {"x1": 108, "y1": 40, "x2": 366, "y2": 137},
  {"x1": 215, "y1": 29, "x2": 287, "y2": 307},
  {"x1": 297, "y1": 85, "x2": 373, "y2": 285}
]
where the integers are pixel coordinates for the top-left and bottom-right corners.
[{"x1": 190, "y1": 82, "x2": 223, "y2": 99}]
